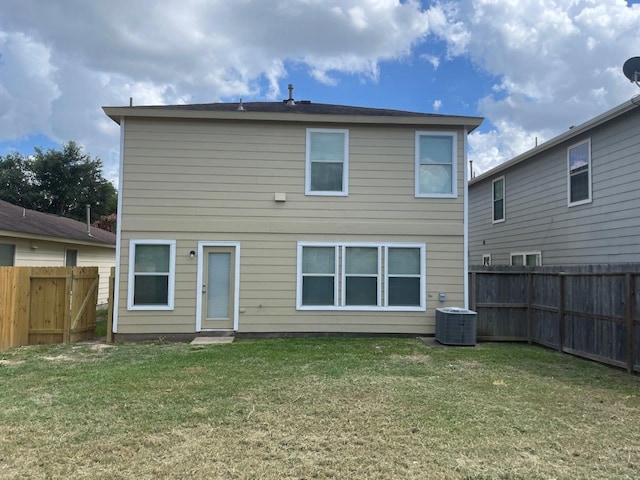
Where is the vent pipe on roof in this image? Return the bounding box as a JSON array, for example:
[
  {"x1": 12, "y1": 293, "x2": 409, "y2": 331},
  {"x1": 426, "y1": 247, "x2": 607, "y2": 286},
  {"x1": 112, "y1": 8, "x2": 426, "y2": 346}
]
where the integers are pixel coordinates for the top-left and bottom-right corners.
[
  {"x1": 286, "y1": 84, "x2": 295, "y2": 106},
  {"x1": 22, "y1": 208, "x2": 26, "y2": 218},
  {"x1": 237, "y1": 98, "x2": 245, "y2": 111},
  {"x1": 86, "y1": 205, "x2": 92, "y2": 236},
  {"x1": 130, "y1": 97, "x2": 133, "y2": 107}
]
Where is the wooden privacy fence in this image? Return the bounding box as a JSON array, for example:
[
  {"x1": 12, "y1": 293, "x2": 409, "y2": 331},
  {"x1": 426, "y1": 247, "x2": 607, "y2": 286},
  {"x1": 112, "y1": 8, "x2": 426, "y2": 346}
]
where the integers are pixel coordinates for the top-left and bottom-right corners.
[
  {"x1": 0, "y1": 267, "x2": 99, "y2": 351},
  {"x1": 469, "y1": 265, "x2": 640, "y2": 373}
]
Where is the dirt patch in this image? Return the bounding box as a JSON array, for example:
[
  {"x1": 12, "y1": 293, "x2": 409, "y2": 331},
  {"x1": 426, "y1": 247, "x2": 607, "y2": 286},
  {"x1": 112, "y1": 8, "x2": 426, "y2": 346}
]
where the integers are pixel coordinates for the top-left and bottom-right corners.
[{"x1": 0, "y1": 359, "x2": 24, "y2": 367}]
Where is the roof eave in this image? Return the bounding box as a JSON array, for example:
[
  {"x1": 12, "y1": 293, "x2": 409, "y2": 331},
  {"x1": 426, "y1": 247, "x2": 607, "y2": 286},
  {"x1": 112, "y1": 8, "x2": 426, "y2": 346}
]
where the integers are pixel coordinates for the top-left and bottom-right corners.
[
  {"x1": 102, "y1": 106, "x2": 483, "y2": 132},
  {"x1": 0, "y1": 230, "x2": 116, "y2": 247}
]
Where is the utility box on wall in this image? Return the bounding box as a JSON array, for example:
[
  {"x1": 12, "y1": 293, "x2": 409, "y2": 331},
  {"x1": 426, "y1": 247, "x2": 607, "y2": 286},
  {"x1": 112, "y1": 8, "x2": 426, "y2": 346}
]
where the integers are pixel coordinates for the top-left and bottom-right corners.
[{"x1": 435, "y1": 307, "x2": 477, "y2": 346}]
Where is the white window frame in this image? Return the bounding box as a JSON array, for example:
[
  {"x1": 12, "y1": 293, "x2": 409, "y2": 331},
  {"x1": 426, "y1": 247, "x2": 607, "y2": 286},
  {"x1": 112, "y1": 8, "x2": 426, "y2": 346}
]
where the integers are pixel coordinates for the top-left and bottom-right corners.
[
  {"x1": 510, "y1": 251, "x2": 542, "y2": 267},
  {"x1": 128, "y1": 239, "x2": 176, "y2": 311},
  {"x1": 305, "y1": 128, "x2": 349, "y2": 196},
  {"x1": 567, "y1": 138, "x2": 592, "y2": 207},
  {"x1": 492, "y1": 176, "x2": 505, "y2": 223},
  {"x1": 341, "y1": 245, "x2": 382, "y2": 309},
  {"x1": 482, "y1": 254, "x2": 492, "y2": 266},
  {"x1": 415, "y1": 131, "x2": 458, "y2": 198},
  {"x1": 296, "y1": 242, "x2": 426, "y2": 312}
]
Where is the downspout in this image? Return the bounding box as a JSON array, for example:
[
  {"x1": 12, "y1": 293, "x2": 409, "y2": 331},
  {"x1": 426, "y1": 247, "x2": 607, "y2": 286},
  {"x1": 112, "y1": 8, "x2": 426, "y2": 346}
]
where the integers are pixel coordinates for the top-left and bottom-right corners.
[
  {"x1": 112, "y1": 117, "x2": 125, "y2": 334},
  {"x1": 463, "y1": 127, "x2": 469, "y2": 310}
]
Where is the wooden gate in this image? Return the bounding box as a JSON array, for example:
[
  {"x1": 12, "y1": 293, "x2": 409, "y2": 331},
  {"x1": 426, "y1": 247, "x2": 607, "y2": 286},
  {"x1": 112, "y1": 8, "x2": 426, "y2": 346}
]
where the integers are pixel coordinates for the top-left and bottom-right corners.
[{"x1": 0, "y1": 267, "x2": 99, "y2": 351}]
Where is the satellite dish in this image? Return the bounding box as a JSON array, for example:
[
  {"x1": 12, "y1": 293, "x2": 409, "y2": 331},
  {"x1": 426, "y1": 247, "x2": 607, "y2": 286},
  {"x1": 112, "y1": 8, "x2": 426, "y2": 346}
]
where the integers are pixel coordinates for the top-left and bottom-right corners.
[{"x1": 623, "y1": 57, "x2": 640, "y2": 86}]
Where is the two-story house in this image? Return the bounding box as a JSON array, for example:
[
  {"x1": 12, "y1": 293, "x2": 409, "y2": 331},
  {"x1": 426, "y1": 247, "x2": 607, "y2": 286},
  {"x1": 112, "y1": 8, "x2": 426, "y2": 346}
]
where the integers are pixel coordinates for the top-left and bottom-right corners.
[
  {"x1": 103, "y1": 94, "x2": 482, "y2": 339},
  {"x1": 469, "y1": 99, "x2": 640, "y2": 267}
]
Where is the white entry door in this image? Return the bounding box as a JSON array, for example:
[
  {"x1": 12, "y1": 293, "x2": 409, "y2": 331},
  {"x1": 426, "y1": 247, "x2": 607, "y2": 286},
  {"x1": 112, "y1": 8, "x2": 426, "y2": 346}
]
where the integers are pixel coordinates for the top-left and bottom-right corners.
[{"x1": 201, "y1": 246, "x2": 236, "y2": 330}]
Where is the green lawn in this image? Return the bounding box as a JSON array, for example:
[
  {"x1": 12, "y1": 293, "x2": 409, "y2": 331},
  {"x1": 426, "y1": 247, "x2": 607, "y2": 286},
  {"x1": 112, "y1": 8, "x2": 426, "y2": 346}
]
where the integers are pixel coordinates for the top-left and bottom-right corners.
[{"x1": 1, "y1": 338, "x2": 639, "y2": 479}]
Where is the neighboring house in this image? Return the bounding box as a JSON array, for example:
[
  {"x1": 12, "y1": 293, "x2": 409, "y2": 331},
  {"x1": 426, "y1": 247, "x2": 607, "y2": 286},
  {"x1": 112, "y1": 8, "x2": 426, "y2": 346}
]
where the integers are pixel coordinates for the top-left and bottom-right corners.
[
  {"x1": 469, "y1": 99, "x2": 640, "y2": 267},
  {"x1": 0, "y1": 200, "x2": 116, "y2": 303},
  {"x1": 103, "y1": 95, "x2": 482, "y2": 338}
]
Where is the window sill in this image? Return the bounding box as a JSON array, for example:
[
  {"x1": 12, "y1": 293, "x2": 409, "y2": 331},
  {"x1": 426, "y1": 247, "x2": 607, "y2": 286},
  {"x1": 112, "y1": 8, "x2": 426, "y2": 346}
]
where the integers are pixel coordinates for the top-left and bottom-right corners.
[{"x1": 296, "y1": 305, "x2": 425, "y2": 312}]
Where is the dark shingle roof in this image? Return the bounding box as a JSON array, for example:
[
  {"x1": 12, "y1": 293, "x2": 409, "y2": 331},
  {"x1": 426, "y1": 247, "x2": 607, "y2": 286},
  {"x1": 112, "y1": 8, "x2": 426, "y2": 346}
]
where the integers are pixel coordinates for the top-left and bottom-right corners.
[
  {"x1": 131, "y1": 101, "x2": 451, "y2": 118},
  {"x1": 0, "y1": 200, "x2": 116, "y2": 246}
]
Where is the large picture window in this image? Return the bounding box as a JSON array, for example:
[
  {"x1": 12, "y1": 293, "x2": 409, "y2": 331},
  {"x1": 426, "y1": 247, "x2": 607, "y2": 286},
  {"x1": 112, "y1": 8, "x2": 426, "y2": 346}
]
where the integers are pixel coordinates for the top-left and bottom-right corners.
[
  {"x1": 128, "y1": 240, "x2": 176, "y2": 310},
  {"x1": 492, "y1": 176, "x2": 505, "y2": 223},
  {"x1": 297, "y1": 242, "x2": 425, "y2": 311},
  {"x1": 415, "y1": 131, "x2": 457, "y2": 198},
  {"x1": 568, "y1": 139, "x2": 591, "y2": 206},
  {"x1": 306, "y1": 129, "x2": 349, "y2": 196}
]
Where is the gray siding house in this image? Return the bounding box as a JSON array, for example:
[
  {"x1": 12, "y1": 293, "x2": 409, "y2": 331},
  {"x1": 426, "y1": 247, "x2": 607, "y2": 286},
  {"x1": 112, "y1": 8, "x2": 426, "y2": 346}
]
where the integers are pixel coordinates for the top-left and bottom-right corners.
[{"x1": 469, "y1": 99, "x2": 640, "y2": 267}]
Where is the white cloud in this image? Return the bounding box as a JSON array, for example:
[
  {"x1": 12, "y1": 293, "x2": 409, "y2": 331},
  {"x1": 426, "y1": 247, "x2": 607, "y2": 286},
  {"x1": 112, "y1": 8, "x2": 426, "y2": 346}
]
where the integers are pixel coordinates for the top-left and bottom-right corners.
[
  {"x1": 432, "y1": 0, "x2": 640, "y2": 173},
  {"x1": 432, "y1": 99, "x2": 442, "y2": 111}
]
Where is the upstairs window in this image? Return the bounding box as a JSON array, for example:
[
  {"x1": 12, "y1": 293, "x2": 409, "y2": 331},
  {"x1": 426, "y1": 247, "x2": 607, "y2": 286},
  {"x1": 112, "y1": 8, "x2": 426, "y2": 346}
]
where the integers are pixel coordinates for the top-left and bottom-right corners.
[
  {"x1": 415, "y1": 132, "x2": 457, "y2": 198},
  {"x1": 568, "y1": 139, "x2": 591, "y2": 206},
  {"x1": 128, "y1": 240, "x2": 176, "y2": 310},
  {"x1": 492, "y1": 176, "x2": 505, "y2": 223},
  {"x1": 306, "y1": 129, "x2": 349, "y2": 196}
]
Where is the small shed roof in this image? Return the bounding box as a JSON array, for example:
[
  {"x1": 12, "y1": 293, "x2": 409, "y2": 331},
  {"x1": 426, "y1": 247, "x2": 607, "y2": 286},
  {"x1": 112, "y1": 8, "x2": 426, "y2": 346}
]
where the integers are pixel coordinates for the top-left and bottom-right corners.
[{"x1": 0, "y1": 200, "x2": 116, "y2": 246}]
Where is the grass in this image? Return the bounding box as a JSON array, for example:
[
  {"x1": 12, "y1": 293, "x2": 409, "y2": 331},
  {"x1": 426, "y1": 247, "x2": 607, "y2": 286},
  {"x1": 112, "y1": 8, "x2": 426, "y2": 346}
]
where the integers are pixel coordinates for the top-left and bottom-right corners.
[
  {"x1": 94, "y1": 309, "x2": 108, "y2": 338},
  {"x1": 1, "y1": 338, "x2": 639, "y2": 479}
]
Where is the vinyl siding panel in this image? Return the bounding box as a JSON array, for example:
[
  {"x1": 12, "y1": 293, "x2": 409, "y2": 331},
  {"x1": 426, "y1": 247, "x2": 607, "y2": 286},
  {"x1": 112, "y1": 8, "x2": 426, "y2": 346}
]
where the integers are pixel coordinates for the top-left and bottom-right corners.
[
  {"x1": 469, "y1": 108, "x2": 640, "y2": 266},
  {"x1": 2, "y1": 236, "x2": 115, "y2": 303},
  {"x1": 116, "y1": 117, "x2": 467, "y2": 334}
]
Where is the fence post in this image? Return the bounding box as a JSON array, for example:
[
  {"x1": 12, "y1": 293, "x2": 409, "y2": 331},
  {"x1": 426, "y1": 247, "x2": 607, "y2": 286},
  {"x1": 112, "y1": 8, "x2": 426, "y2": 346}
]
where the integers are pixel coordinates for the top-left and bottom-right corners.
[
  {"x1": 470, "y1": 272, "x2": 477, "y2": 312},
  {"x1": 63, "y1": 269, "x2": 73, "y2": 344},
  {"x1": 558, "y1": 274, "x2": 565, "y2": 353},
  {"x1": 107, "y1": 267, "x2": 115, "y2": 344},
  {"x1": 626, "y1": 274, "x2": 634, "y2": 374},
  {"x1": 527, "y1": 273, "x2": 533, "y2": 344}
]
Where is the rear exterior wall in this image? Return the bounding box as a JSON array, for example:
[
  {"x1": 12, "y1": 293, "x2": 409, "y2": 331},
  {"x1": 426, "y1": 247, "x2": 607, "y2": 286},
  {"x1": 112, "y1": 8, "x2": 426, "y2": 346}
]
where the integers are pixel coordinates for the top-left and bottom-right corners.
[{"x1": 116, "y1": 118, "x2": 467, "y2": 334}]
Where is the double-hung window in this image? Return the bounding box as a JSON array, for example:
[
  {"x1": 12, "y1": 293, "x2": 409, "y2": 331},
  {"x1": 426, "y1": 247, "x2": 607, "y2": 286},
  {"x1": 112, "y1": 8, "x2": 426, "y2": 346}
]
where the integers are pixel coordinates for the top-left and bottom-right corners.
[
  {"x1": 568, "y1": 139, "x2": 591, "y2": 206},
  {"x1": 297, "y1": 242, "x2": 425, "y2": 311},
  {"x1": 492, "y1": 176, "x2": 505, "y2": 223},
  {"x1": 300, "y1": 246, "x2": 337, "y2": 306},
  {"x1": 415, "y1": 131, "x2": 457, "y2": 198},
  {"x1": 306, "y1": 128, "x2": 349, "y2": 196},
  {"x1": 128, "y1": 240, "x2": 176, "y2": 310}
]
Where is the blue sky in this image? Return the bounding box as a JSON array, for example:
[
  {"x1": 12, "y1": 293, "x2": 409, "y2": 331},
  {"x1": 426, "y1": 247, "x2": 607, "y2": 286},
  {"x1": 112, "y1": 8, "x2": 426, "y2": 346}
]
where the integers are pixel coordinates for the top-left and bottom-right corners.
[{"x1": 1, "y1": 0, "x2": 639, "y2": 183}]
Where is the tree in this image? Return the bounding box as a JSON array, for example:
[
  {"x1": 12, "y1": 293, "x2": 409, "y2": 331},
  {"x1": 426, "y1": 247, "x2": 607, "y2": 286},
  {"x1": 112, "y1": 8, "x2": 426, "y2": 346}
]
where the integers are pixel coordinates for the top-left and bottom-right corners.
[{"x1": 0, "y1": 141, "x2": 117, "y2": 222}]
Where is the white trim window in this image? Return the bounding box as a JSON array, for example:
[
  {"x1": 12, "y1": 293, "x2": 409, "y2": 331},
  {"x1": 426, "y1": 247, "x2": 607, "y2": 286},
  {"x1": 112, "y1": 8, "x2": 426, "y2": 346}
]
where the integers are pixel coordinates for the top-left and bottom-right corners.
[
  {"x1": 65, "y1": 248, "x2": 78, "y2": 267},
  {"x1": 415, "y1": 131, "x2": 457, "y2": 198},
  {"x1": 306, "y1": 128, "x2": 349, "y2": 196},
  {"x1": 297, "y1": 242, "x2": 425, "y2": 311},
  {"x1": 482, "y1": 254, "x2": 492, "y2": 266},
  {"x1": 128, "y1": 240, "x2": 176, "y2": 310},
  {"x1": 492, "y1": 176, "x2": 505, "y2": 223},
  {"x1": 510, "y1": 251, "x2": 542, "y2": 266},
  {"x1": 568, "y1": 139, "x2": 592, "y2": 206}
]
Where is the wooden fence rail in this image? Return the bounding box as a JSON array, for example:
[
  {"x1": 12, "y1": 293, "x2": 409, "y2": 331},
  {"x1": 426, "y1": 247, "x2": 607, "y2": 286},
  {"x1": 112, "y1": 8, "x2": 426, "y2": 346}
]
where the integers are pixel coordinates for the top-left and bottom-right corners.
[
  {"x1": 469, "y1": 265, "x2": 640, "y2": 373},
  {"x1": 0, "y1": 267, "x2": 98, "y2": 351}
]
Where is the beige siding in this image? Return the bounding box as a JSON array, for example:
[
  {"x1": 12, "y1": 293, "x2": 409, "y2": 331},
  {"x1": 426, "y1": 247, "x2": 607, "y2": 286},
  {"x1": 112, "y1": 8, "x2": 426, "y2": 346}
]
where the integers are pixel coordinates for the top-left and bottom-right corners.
[
  {"x1": 116, "y1": 118, "x2": 467, "y2": 334},
  {"x1": 3, "y1": 236, "x2": 115, "y2": 304}
]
